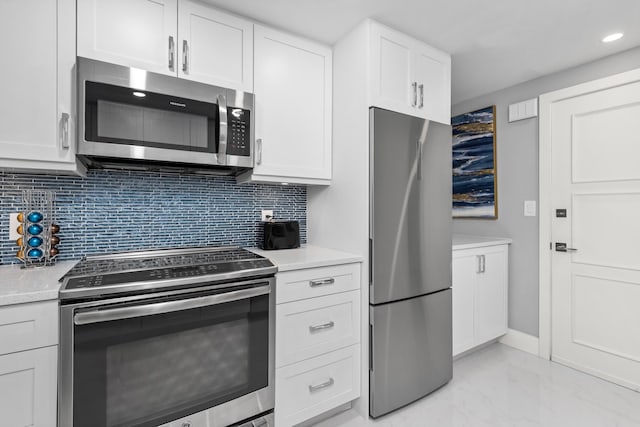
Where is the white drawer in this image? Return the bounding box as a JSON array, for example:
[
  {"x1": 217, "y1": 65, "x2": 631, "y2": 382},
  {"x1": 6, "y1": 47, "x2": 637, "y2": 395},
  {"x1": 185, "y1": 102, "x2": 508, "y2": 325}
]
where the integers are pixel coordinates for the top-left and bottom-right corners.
[
  {"x1": 0, "y1": 301, "x2": 58, "y2": 355},
  {"x1": 276, "y1": 263, "x2": 360, "y2": 304},
  {"x1": 275, "y1": 344, "x2": 360, "y2": 427},
  {"x1": 276, "y1": 290, "x2": 360, "y2": 367}
]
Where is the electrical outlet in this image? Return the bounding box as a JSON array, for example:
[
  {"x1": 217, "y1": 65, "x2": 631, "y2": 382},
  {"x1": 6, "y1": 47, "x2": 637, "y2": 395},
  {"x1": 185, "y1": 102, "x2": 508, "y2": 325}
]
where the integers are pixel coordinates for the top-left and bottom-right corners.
[
  {"x1": 261, "y1": 209, "x2": 274, "y2": 222},
  {"x1": 9, "y1": 213, "x2": 21, "y2": 241}
]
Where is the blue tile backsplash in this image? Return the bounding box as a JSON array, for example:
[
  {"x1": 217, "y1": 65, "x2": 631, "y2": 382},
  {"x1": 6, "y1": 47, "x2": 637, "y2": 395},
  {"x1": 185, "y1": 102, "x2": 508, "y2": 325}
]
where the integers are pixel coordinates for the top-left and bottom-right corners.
[{"x1": 0, "y1": 170, "x2": 306, "y2": 265}]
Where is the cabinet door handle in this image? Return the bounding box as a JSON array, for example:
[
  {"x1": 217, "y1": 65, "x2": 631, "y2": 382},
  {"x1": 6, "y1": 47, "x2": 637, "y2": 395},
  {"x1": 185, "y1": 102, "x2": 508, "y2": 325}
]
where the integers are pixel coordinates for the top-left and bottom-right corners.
[
  {"x1": 309, "y1": 321, "x2": 335, "y2": 332},
  {"x1": 60, "y1": 112, "x2": 70, "y2": 149},
  {"x1": 168, "y1": 36, "x2": 175, "y2": 71},
  {"x1": 411, "y1": 82, "x2": 418, "y2": 107},
  {"x1": 479, "y1": 255, "x2": 486, "y2": 273},
  {"x1": 310, "y1": 278, "x2": 335, "y2": 287},
  {"x1": 419, "y1": 84, "x2": 424, "y2": 108},
  {"x1": 476, "y1": 255, "x2": 483, "y2": 274},
  {"x1": 308, "y1": 377, "x2": 334, "y2": 392},
  {"x1": 256, "y1": 138, "x2": 262, "y2": 165},
  {"x1": 182, "y1": 40, "x2": 189, "y2": 73}
]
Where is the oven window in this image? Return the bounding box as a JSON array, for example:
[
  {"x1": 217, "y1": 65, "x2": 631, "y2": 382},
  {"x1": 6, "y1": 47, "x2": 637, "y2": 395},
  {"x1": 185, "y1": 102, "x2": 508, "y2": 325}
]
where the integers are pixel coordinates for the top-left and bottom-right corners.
[
  {"x1": 84, "y1": 81, "x2": 218, "y2": 153},
  {"x1": 72, "y1": 290, "x2": 269, "y2": 427}
]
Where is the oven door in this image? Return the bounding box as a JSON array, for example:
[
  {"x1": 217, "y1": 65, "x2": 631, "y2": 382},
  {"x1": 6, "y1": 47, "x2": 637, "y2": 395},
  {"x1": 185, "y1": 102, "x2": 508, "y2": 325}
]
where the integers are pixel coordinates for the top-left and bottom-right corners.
[{"x1": 59, "y1": 279, "x2": 274, "y2": 427}]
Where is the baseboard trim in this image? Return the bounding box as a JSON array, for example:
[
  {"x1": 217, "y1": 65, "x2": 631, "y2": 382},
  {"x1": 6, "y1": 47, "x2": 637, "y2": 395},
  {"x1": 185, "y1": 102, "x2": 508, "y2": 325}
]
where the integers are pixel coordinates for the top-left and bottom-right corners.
[{"x1": 499, "y1": 328, "x2": 540, "y2": 356}]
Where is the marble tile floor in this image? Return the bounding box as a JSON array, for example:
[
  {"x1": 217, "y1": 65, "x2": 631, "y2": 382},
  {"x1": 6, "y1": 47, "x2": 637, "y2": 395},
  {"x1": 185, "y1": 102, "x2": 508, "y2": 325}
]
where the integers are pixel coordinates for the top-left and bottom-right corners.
[{"x1": 315, "y1": 343, "x2": 640, "y2": 427}]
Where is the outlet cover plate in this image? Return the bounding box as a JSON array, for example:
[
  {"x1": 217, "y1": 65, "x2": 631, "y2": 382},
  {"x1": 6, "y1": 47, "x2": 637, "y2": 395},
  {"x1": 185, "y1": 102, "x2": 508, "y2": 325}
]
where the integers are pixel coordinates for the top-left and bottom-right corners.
[
  {"x1": 261, "y1": 210, "x2": 274, "y2": 222},
  {"x1": 9, "y1": 213, "x2": 20, "y2": 240}
]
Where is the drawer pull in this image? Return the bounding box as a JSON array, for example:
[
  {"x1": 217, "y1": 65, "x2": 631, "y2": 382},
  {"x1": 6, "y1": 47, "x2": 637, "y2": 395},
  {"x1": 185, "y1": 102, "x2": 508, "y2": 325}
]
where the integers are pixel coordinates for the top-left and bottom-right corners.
[
  {"x1": 309, "y1": 321, "x2": 335, "y2": 332},
  {"x1": 308, "y1": 377, "x2": 334, "y2": 392},
  {"x1": 310, "y1": 278, "x2": 335, "y2": 287}
]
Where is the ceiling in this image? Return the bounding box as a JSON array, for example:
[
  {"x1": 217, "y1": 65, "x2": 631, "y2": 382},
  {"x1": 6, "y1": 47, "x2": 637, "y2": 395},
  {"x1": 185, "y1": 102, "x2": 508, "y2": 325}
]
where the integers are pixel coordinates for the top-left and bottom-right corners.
[{"x1": 202, "y1": 0, "x2": 640, "y2": 104}]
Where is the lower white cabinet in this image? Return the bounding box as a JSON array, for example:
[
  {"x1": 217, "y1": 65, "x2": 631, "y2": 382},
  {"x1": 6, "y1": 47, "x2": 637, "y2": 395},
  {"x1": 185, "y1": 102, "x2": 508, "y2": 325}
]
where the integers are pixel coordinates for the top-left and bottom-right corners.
[
  {"x1": 0, "y1": 301, "x2": 58, "y2": 427},
  {"x1": 276, "y1": 344, "x2": 360, "y2": 427},
  {"x1": 452, "y1": 243, "x2": 508, "y2": 356},
  {"x1": 275, "y1": 262, "x2": 361, "y2": 426}
]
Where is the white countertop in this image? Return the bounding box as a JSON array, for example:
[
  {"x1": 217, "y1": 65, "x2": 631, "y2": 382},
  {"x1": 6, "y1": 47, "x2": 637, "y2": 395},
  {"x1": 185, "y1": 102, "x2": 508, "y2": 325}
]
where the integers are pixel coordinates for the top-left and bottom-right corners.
[
  {"x1": 0, "y1": 260, "x2": 77, "y2": 306},
  {"x1": 452, "y1": 234, "x2": 512, "y2": 250},
  {"x1": 250, "y1": 244, "x2": 363, "y2": 272}
]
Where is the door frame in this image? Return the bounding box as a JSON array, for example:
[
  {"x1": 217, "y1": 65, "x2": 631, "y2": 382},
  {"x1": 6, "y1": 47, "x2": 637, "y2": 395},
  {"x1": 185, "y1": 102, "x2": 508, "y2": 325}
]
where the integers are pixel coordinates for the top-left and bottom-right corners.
[{"x1": 538, "y1": 67, "x2": 640, "y2": 360}]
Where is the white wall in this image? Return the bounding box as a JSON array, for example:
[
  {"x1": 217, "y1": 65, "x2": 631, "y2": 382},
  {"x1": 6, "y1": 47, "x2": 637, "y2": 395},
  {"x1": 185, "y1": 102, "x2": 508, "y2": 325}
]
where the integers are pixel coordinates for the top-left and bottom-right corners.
[{"x1": 452, "y1": 45, "x2": 640, "y2": 336}]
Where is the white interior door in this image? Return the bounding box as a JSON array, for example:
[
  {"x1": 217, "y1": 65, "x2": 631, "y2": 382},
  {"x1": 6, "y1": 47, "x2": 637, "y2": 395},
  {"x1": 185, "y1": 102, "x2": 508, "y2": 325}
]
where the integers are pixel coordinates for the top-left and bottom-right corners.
[{"x1": 549, "y1": 72, "x2": 640, "y2": 390}]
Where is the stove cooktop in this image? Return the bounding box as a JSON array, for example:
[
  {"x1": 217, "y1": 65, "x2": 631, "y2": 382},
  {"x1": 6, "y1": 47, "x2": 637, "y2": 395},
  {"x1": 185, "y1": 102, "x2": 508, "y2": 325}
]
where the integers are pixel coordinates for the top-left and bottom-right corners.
[{"x1": 59, "y1": 246, "x2": 276, "y2": 300}]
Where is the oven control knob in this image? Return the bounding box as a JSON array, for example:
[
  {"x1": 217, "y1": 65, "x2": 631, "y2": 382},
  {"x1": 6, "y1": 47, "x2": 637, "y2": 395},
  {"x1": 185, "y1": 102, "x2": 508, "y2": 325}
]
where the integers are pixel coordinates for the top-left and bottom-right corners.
[{"x1": 181, "y1": 423, "x2": 191, "y2": 427}]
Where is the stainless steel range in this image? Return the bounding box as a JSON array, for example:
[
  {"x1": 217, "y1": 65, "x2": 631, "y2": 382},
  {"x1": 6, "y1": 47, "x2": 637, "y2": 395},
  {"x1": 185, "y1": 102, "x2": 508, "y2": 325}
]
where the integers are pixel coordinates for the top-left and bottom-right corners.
[{"x1": 58, "y1": 246, "x2": 277, "y2": 427}]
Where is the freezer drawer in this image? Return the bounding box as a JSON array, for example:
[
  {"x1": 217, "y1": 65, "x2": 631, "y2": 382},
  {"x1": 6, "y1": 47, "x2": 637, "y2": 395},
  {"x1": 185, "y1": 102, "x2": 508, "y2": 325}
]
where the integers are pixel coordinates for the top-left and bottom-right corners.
[{"x1": 369, "y1": 289, "x2": 452, "y2": 418}]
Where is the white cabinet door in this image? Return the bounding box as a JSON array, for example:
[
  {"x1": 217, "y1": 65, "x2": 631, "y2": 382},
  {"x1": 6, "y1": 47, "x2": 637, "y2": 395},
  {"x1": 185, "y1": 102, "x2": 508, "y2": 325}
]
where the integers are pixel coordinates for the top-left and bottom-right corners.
[
  {"x1": 0, "y1": 346, "x2": 57, "y2": 427},
  {"x1": 413, "y1": 44, "x2": 451, "y2": 125},
  {"x1": 0, "y1": 0, "x2": 80, "y2": 173},
  {"x1": 241, "y1": 25, "x2": 332, "y2": 185},
  {"x1": 369, "y1": 22, "x2": 415, "y2": 118},
  {"x1": 178, "y1": 0, "x2": 253, "y2": 91},
  {"x1": 452, "y1": 252, "x2": 476, "y2": 355},
  {"x1": 78, "y1": 0, "x2": 178, "y2": 76},
  {"x1": 452, "y1": 244, "x2": 508, "y2": 356},
  {"x1": 475, "y1": 246, "x2": 508, "y2": 344},
  {"x1": 369, "y1": 21, "x2": 451, "y2": 124}
]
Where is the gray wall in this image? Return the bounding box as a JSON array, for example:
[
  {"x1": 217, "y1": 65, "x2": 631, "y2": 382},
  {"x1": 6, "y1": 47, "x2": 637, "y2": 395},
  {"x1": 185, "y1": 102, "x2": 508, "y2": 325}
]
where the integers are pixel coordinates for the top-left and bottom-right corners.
[{"x1": 452, "y1": 45, "x2": 640, "y2": 337}]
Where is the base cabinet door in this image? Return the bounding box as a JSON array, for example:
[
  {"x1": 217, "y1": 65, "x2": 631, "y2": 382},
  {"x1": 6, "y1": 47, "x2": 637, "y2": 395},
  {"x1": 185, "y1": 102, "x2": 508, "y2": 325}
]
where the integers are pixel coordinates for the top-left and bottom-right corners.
[
  {"x1": 0, "y1": 346, "x2": 57, "y2": 427},
  {"x1": 452, "y1": 244, "x2": 508, "y2": 356},
  {"x1": 452, "y1": 254, "x2": 477, "y2": 355},
  {"x1": 0, "y1": 0, "x2": 81, "y2": 173},
  {"x1": 238, "y1": 25, "x2": 332, "y2": 185},
  {"x1": 77, "y1": 0, "x2": 178, "y2": 76},
  {"x1": 475, "y1": 247, "x2": 508, "y2": 344}
]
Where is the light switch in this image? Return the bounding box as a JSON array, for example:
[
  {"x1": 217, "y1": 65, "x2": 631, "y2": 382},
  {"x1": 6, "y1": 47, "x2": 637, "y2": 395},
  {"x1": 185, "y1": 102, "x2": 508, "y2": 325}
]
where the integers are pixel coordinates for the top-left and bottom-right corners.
[{"x1": 524, "y1": 200, "x2": 537, "y2": 217}]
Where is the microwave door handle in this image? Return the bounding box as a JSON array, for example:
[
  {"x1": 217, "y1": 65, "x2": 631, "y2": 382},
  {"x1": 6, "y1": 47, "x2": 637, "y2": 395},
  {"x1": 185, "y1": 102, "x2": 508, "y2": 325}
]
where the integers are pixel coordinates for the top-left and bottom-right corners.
[
  {"x1": 73, "y1": 284, "x2": 270, "y2": 325},
  {"x1": 217, "y1": 93, "x2": 228, "y2": 165}
]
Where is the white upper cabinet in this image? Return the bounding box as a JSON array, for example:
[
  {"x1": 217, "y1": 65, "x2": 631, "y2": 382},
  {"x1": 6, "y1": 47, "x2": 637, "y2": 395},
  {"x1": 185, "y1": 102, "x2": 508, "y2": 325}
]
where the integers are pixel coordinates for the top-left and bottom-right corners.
[
  {"x1": 0, "y1": 0, "x2": 82, "y2": 174},
  {"x1": 178, "y1": 0, "x2": 253, "y2": 91},
  {"x1": 369, "y1": 21, "x2": 451, "y2": 124},
  {"x1": 238, "y1": 25, "x2": 332, "y2": 185},
  {"x1": 78, "y1": 0, "x2": 177, "y2": 76},
  {"x1": 77, "y1": 0, "x2": 253, "y2": 91}
]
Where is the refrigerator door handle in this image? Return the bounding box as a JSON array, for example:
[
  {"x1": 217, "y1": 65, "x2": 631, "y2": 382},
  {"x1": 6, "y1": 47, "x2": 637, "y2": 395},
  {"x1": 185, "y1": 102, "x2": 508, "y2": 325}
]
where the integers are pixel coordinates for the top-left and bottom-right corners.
[
  {"x1": 369, "y1": 323, "x2": 374, "y2": 371},
  {"x1": 416, "y1": 139, "x2": 422, "y2": 180}
]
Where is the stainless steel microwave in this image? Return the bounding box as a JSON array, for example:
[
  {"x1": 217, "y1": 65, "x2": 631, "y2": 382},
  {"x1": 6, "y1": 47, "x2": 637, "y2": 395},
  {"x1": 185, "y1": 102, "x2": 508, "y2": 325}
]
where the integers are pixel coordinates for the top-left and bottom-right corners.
[{"x1": 77, "y1": 57, "x2": 254, "y2": 174}]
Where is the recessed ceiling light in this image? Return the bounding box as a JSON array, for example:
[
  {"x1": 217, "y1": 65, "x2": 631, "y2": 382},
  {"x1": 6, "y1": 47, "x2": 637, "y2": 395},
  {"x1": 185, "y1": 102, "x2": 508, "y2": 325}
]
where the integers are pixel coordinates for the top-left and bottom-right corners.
[
  {"x1": 602, "y1": 33, "x2": 623, "y2": 43},
  {"x1": 132, "y1": 91, "x2": 146, "y2": 97}
]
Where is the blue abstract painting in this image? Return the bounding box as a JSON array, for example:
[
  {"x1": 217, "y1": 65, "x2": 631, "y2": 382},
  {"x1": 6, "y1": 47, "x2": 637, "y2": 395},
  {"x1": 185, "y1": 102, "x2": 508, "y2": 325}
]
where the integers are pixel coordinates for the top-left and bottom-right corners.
[{"x1": 452, "y1": 106, "x2": 497, "y2": 218}]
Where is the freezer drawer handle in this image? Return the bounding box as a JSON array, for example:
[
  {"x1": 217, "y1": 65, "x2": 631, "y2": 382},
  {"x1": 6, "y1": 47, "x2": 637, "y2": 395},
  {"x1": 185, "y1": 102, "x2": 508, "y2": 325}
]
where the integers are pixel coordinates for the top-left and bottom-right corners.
[
  {"x1": 309, "y1": 321, "x2": 335, "y2": 332},
  {"x1": 308, "y1": 377, "x2": 334, "y2": 392},
  {"x1": 310, "y1": 278, "x2": 335, "y2": 287}
]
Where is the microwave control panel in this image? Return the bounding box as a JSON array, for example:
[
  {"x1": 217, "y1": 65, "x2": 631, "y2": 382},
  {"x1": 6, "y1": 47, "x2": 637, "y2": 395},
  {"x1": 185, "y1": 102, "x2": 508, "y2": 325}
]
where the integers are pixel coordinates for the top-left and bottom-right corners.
[{"x1": 226, "y1": 107, "x2": 251, "y2": 156}]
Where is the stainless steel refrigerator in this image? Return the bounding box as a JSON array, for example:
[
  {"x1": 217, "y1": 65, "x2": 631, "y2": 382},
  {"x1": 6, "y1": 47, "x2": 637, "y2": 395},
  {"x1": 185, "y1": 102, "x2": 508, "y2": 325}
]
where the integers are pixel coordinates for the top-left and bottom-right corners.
[{"x1": 369, "y1": 107, "x2": 452, "y2": 418}]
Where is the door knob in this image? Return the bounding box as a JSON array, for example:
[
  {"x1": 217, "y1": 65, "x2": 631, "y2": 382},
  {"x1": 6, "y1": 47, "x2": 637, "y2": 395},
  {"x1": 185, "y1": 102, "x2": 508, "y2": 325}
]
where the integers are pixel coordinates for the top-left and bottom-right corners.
[{"x1": 555, "y1": 242, "x2": 578, "y2": 252}]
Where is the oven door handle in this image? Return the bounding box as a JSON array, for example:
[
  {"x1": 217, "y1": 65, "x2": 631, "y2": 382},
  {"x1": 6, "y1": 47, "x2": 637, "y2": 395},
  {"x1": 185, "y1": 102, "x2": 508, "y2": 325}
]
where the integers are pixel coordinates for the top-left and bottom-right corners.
[{"x1": 73, "y1": 284, "x2": 270, "y2": 325}]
